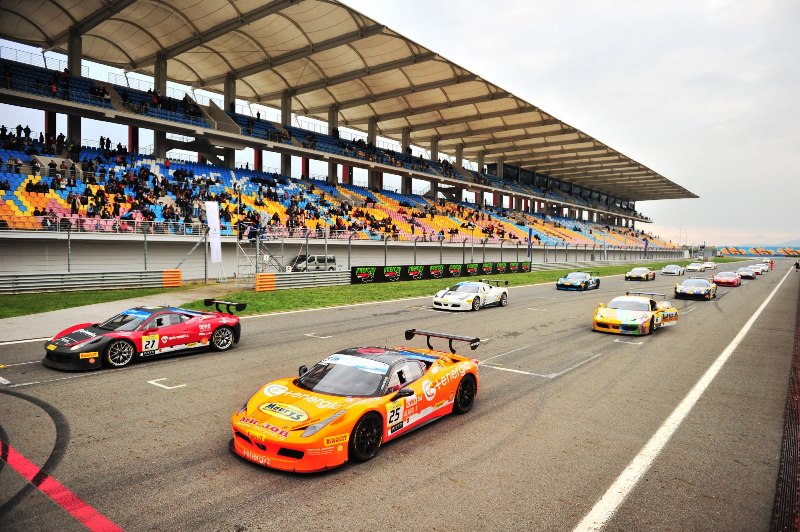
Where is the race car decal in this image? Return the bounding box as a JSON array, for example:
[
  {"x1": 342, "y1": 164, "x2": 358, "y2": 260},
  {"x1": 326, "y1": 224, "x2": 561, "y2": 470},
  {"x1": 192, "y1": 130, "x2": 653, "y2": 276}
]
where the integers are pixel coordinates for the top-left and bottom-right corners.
[
  {"x1": 142, "y1": 334, "x2": 159, "y2": 351},
  {"x1": 324, "y1": 434, "x2": 349, "y2": 446},
  {"x1": 259, "y1": 402, "x2": 309, "y2": 422},
  {"x1": 386, "y1": 400, "x2": 405, "y2": 432}
]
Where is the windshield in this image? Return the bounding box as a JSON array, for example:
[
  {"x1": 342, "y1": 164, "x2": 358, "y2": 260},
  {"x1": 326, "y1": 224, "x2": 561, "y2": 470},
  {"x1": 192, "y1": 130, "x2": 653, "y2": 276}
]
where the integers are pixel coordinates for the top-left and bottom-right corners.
[
  {"x1": 737, "y1": 268, "x2": 753, "y2": 273},
  {"x1": 630, "y1": 268, "x2": 648, "y2": 274},
  {"x1": 682, "y1": 279, "x2": 709, "y2": 288},
  {"x1": 98, "y1": 310, "x2": 149, "y2": 331},
  {"x1": 297, "y1": 354, "x2": 389, "y2": 396},
  {"x1": 688, "y1": 263, "x2": 702, "y2": 267},
  {"x1": 717, "y1": 272, "x2": 736, "y2": 278},
  {"x1": 663, "y1": 265, "x2": 678, "y2": 270},
  {"x1": 449, "y1": 284, "x2": 480, "y2": 293},
  {"x1": 566, "y1": 273, "x2": 589, "y2": 280},
  {"x1": 607, "y1": 298, "x2": 650, "y2": 312}
]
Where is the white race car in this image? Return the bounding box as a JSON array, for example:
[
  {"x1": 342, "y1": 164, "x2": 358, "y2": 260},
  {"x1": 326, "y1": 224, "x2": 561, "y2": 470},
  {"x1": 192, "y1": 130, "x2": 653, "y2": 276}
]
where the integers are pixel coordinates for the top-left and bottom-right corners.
[
  {"x1": 685, "y1": 262, "x2": 706, "y2": 272},
  {"x1": 433, "y1": 279, "x2": 509, "y2": 311}
]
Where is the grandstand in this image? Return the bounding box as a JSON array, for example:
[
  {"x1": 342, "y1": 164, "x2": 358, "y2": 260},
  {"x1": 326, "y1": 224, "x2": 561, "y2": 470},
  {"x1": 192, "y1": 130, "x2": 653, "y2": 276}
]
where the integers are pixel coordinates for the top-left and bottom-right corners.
[{"x1": 0, "y1": 0, "x2": 693, "y2": 257}]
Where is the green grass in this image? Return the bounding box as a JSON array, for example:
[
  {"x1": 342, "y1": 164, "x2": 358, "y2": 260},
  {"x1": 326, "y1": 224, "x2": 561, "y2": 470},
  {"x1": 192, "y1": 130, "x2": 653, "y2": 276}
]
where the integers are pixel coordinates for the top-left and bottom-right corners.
[
  {"x1": 0, "y1": 285, "x2": 198, "y2": 319},
  {"x1": 181, "y1": 259, "x2": 730, "y2": 316},
  {"x1": 0, "y1": 257, "x2": 750, "y2": 319}
]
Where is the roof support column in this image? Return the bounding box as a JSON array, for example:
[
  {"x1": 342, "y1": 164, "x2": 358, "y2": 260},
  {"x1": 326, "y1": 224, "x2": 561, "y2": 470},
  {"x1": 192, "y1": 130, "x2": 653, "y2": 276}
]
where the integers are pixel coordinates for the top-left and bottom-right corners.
[
  {"x1": 224, "y1": 73, "x2": 237, "y2": 169},
  {"x1": 128, "y1": 126, "x2": 139, "y2": 156},
  {"x1": 401, "y1": 175, "x2": 412, "y2": 195},
  {"x1": 496, "y1": 157, "x2": 505, "y2": 180},
  {"x1": 367, "y1": 117, "x2": 379, "y2": 190},
  {"x1": 327, "y1": 105, "x2": 339, "y2": 185},
  {"x1": 401, "y1": 127, "x2": 411, "y2": 161},
  {"x1": 475, "y1": 190, "x2": 484, "y2": 207},
  {"x1": 153, "y1": 52, "x2": 167, "y2": 159},
  {"x1": 224, "y1": 73, "x2": 236, "y2": 113},
  {"x1": 280, "y1": 90, "x2": 292, "y2": 176},
  {"x1": 476, "y1": 151, "x2": 485, "y2": 174},
  {"x1": 455, "y1": 144, "x2": 463, "y2": 169},
  {"x1": 430, "y1": 136, "x2": 439, "y2": 161},
  {"x1": 66, "y1": 28, "x2": 82, "y2": 150}
]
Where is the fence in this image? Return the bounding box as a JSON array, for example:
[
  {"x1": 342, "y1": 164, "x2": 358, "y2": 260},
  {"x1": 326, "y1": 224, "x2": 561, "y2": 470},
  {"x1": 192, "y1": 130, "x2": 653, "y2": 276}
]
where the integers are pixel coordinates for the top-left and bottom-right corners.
[
  {"x1": 255, "y1": 271, "x2": 350, "y2": 291},
  {"x1": 0, "y1": 269, "x2": 181, "y2": 294}
]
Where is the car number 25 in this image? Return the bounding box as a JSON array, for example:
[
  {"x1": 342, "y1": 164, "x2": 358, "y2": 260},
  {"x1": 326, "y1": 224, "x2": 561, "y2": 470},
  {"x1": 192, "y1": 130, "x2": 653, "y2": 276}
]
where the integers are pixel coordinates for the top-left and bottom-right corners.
[{"x1": 387, "y1": 400, "x2": 404, "y2": 425}]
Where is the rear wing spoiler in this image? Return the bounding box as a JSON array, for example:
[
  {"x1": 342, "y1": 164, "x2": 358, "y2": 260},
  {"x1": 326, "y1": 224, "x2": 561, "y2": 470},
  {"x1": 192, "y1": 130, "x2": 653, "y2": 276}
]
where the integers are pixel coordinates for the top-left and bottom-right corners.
[
  {"x1": 405, "y1": 329, "x2": 480, "y2": 353},
  {"x1": 479, "y1": 279, "x2": 509, "y2": 287},
  {"x1": 204, "y1": 299, "x2": 247, "y2": 314},
  {"x1": 626, "y1": 291, "x2": 666, "y2": 298}
]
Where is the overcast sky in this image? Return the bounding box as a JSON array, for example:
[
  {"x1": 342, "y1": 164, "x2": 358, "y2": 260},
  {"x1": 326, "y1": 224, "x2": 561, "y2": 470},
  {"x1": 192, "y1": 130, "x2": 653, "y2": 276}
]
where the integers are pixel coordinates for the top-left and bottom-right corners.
[
  {"x1": 1, "y1": 1, "x2": 797, "y2": 246},
  {"x1": 344, "y1": 0, "x2": 800, "y2": 246}
]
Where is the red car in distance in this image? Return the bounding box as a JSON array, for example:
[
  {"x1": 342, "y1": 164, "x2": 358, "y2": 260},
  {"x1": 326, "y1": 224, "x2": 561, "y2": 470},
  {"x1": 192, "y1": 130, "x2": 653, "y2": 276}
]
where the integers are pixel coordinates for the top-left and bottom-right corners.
[{"x1": 712, "y1": 271, "x2": 741, "y2": 287}]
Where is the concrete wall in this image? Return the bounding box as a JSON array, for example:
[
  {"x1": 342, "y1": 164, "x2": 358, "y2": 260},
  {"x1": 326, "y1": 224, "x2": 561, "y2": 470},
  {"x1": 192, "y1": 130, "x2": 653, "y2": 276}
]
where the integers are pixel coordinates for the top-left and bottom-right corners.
[{"x1": 0, "y1": 232, "x2": 686, "y2": 282}]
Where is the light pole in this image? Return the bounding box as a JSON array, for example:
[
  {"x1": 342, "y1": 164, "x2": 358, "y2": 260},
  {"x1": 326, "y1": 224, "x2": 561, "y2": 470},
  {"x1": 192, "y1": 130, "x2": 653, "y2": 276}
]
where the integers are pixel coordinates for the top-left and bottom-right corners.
[{"x1": 471, "y1": 225, "x2": 475, "y2": 262}]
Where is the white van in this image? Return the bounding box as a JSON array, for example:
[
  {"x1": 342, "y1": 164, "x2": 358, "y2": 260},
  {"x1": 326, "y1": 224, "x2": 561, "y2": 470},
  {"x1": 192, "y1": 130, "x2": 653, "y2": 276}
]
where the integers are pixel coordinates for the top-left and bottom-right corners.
[{"x1": 288, "y1": 254, "x2": 336, "y2": 272}]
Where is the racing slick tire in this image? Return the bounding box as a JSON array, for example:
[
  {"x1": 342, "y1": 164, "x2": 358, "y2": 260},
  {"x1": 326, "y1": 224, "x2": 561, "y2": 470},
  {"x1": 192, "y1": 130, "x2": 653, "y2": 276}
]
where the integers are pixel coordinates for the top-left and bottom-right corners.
[
  {"x1": 210, "y1": 326, "x2": 235, "y2": 352},
  {"x1": 349, "y1": 413, "x2": 383, "y2": 463},
  {"x1": 500, "y1": 293, "x2": 508, "y2": 307},
  {"x1": 595, "y1": 280, "x2": 601, "y2": 289},
  {"x1": 647, "y1": 317, "x2": 656, "y2": 335},
  {"x1": 453, "y1": 374, "x2": 477, "y2": 414},
  {"x1": 471, "y1": 298, "x2": 481, "y2": 311},
  {"x1": 103, "y1": 339, "x2": 135, "y2": 368}
]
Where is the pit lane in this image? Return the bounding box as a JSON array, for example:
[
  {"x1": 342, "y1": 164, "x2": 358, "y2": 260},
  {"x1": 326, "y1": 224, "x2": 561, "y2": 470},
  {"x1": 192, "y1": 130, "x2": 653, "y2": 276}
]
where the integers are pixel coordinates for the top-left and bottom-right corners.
[{"x1": 1, "y1": 261, "x2": 797, "y2": 530}]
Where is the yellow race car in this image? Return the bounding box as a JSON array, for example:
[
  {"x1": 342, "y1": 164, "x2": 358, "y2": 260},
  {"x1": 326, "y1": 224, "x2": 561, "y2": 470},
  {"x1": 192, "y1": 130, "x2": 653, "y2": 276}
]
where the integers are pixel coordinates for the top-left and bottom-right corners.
[{"x1": 592, "y1": 291, "x2": 679, "y2": 335}]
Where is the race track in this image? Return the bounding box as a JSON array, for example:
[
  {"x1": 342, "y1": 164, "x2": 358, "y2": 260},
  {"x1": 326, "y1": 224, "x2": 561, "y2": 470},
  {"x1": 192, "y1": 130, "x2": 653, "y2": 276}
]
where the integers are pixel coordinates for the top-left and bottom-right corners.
[{"x1": 1, "y1": 260, "x2": 798, "y2": 531}]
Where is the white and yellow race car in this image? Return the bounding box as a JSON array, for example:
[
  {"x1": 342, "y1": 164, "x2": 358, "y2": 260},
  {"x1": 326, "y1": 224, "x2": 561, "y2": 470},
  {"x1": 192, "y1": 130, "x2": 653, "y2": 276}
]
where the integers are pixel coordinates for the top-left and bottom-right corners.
[
  {"x1": 593, "y1": 291, "x2": 679, "y2": 335},
  {"x1": 432, "y1": 279, "x2": 508, "y2": 311}
]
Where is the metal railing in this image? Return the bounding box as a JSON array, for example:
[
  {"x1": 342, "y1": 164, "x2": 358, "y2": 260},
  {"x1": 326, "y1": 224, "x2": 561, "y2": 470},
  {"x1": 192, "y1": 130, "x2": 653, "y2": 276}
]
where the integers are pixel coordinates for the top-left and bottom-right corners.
[{"x1": 0, "y1": 270, "x2": 172, "y2": 294}]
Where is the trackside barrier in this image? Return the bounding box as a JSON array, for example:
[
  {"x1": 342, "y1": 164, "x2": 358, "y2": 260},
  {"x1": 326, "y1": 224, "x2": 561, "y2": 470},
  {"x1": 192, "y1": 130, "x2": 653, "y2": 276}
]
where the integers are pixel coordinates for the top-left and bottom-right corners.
[
  {"x1": 162, "y1": 269, "x2": 182, "y2": 288},
  {"x1": 255, "y1": 271, "x2": 350, "y2": 292},
  {"x1": 0, "y1": 270, "x2": 182, "y2": 294}
]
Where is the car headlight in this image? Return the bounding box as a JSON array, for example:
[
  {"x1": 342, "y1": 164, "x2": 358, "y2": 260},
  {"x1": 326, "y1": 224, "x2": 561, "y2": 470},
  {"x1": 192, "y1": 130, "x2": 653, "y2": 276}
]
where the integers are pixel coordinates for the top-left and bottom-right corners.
[
  {"x1": 69, "y1": 337, "x2": 102, "y2": 351},
  {"x1": 302, "y1": 410, "x2": 346, "y2": 438}
]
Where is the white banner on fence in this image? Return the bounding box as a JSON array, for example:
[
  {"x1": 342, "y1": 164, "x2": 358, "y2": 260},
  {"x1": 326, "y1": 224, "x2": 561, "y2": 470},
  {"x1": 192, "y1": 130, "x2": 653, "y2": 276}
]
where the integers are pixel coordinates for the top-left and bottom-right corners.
[{"x1": 205, "y1": 201, "x2": 222, "y2": 263}]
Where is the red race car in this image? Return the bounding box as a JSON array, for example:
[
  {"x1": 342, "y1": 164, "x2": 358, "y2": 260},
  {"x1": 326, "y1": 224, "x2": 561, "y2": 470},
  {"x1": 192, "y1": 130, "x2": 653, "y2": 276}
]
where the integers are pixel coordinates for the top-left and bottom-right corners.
[
  {"x1": 43, "y1": 299, "x2": 246, "y2": 371},
  {"x1": 712, "y1": 271, "x2": 741, "y2": 287}
]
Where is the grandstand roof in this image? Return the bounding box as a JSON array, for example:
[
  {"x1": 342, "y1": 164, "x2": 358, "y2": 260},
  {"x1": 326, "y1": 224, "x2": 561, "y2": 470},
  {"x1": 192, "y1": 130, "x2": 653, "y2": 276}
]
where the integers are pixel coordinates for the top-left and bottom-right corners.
[{"x1": 0, "y1": 0, "x2": 696, "y2": 202}]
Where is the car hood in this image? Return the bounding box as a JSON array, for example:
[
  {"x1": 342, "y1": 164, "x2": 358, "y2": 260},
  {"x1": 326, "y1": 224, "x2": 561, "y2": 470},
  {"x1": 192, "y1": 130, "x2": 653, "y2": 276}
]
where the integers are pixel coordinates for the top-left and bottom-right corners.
[
  {"x1": 435, "y1": 290, "x2": 473, "y2": 300},
  {"x1": 243, "y1": 378, "x2": 368, "y2": 430},
  {"x1": 51, "y1": 324, "x2": 110, "y2": 346},
  {"x1": 596, "y1": 308, "x2": 649, "y2": 322}
]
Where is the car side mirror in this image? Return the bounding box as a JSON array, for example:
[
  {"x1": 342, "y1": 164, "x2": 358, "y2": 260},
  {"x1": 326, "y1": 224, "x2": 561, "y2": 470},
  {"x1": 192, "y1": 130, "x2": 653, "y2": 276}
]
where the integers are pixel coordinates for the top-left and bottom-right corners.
[
  {"x1": 298, "y1": 365, "x2": 308, "y2": 377},
  {"x1": 390, "y1": 387, "x2": 415, "y2": 401},
  {"x1": 598, "y1": 303, "x2": 606, "y2": 308}
]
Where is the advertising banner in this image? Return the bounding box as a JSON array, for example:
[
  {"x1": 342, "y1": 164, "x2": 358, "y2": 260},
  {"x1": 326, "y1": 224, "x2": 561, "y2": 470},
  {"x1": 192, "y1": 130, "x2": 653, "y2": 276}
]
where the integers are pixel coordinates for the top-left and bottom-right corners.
[
  {"x1": 719, "y1": 246, "x2": 800, "y2": 257},
  {"x1": 205, "y1": 201, "x2": 222, "y2": 263},
  {"x1": 350, "y1": 262, "x2": 533, "y2": 284}
]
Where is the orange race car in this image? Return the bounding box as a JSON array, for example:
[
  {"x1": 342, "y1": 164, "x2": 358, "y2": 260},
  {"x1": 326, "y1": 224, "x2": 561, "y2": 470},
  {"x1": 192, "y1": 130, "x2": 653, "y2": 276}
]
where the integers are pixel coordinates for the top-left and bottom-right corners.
[{"x1": 230, "y1": 329, "x2": 480, "y2": 473}]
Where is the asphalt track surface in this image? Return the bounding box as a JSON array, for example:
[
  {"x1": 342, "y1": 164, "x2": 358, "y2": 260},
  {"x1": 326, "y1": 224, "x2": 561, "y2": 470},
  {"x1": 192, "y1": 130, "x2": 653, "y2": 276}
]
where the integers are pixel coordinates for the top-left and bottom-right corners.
[{"x1": 1, "y1": 260, "x2": 797, "y2": 531}]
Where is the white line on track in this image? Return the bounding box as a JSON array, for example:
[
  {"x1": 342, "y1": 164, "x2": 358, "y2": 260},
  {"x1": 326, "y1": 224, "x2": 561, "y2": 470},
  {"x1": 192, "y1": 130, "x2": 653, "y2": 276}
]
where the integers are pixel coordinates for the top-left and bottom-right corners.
[
  {"x1": 482, "y1": 352, "x2": 605, "y2": 379},
  {"x1": 527, "y1": 308, "x2": 547, "y2": 312},
  {"x1": 0, "y1": 337, "x2": 50, "y2": 346},
  {"x1": 0, "y1": 376, "x2": 10, "y2": 385},
  {"x1": 613, "y1": 339, "x2": 643, "y2": 346},
  {"x1": 573, "y1": 266, "x2": 794, "y2": 532},
  {"x1": 480, "y1": 364, "x2": 547, "y2": 377},
  {"x1": 1, "y1": 361, "x2": 40, "y2": 367},
  {"x1": 681, "y1": 307, "x2": 697, "y2": 314},
  {"x1": 480, "y1": 345, "x2": 531, "y2": 364},
  {"x1": 546, "y1": 353, "x2": 606, "y2": 378},
  {"x1": 304, "y1": 333, "x2": 333, "y2": 339}
]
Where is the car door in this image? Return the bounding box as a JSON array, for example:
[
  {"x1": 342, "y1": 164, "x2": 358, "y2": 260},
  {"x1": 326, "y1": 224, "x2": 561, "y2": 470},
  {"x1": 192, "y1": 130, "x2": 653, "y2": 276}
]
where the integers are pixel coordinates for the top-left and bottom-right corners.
[
  {"x1": 139, "y1": 313, "x2": 194, "y2": 356},
  {"x1": 384, "y1": 360, "x2": 429, "y2": 440}
]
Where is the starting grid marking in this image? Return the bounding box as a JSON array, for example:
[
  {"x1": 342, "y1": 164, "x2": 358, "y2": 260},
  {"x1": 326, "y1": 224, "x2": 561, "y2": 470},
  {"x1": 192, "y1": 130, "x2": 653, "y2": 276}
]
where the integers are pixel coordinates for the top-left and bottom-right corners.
[{"x1": 480, "y1": 345, "x2": 606, "y2": 380}]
